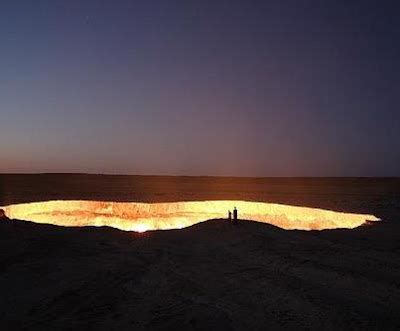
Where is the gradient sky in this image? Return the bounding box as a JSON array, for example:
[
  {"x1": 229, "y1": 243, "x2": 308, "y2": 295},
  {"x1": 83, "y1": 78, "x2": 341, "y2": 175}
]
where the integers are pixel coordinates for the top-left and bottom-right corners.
[{"x1": 1, "y1": 0, "x2": 399, "y2": 176}]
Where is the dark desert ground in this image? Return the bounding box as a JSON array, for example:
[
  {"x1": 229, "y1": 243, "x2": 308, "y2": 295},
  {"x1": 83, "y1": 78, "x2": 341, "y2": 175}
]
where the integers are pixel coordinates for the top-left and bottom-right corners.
[{"x1": 1, "y1": 174, "x2": 400, "y2": 330}]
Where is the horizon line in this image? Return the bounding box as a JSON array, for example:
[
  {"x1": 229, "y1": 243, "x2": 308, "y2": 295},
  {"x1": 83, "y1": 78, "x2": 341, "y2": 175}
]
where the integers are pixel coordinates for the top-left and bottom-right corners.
[{"x1": 0, "y1": 172, "x2": 399, "y2": 179}]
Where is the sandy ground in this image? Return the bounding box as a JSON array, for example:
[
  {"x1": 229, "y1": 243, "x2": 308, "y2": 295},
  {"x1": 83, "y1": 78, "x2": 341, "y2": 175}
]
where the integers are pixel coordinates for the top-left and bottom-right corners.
[{"x1": 0, "y1": 175, "x2": 400, "y2": 330}]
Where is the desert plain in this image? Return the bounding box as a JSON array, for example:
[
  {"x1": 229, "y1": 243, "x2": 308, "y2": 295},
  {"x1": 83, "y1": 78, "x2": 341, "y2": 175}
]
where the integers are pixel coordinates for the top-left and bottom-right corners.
[{"x1": 0, "y1": 174, "x2": 400, "y2": 330}]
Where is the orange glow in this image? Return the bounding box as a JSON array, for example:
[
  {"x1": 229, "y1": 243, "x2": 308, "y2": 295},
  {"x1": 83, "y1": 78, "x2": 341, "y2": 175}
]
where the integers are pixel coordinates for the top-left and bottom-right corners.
[{"x1": 1, "y1": 200, "x2": 379, "y2": 232}]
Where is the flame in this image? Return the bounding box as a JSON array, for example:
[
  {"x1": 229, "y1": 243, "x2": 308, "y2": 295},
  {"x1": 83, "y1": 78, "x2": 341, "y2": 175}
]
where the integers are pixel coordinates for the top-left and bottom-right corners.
[
  {"x1": 1, "y1": 200, "x2": 379, "y2": 232},
  {"x1": 132, "y1": 223, "x2": 149, "y2": 233}
]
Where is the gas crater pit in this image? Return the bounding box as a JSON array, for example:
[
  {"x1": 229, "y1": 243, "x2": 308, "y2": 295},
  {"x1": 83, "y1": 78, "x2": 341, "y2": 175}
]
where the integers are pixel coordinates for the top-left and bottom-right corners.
[{"x1": 2, "y1": 200, "x2": 380, "y2": 232}]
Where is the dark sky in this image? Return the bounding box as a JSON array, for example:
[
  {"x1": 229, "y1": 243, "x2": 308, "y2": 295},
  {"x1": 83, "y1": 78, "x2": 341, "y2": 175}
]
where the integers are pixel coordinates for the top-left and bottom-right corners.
[{"x1": 1, "y1": 1, "x2": 399, "y2": 176}]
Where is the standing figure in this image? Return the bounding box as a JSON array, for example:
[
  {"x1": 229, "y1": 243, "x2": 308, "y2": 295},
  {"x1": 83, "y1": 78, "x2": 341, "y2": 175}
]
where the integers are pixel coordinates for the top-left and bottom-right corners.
[
  {"x1": 228, "y1": 210, "x2": 232, "y2": 222},
  {"x1": 233, "y1": 207, "x2": 238, "y2": 224},
  {"x1": 0, "y1": 209, "x2": 6, "y2": 220}
]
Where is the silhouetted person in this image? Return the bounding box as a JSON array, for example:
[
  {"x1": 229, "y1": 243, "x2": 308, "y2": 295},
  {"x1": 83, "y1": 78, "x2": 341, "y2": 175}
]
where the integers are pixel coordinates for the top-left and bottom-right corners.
[
  {"x1": 228, "y1": 210, "x2": 232, "y2": 221},
  {"x1": 0, "y1": 209, "x2": 7, "y2": 220},
  {"x1": 233, "y1": 207, "x2": 238, "y2": 224}
]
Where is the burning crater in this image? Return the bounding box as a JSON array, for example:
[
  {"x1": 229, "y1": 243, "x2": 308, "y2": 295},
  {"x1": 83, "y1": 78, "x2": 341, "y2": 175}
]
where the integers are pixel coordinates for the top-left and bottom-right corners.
[{"x1": 1, "y1": 200, "x2": 379, "y2": 232}]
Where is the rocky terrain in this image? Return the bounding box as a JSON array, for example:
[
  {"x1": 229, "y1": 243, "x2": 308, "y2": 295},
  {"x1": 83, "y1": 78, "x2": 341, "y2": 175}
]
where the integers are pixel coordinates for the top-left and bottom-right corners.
[{"x1": 0, "y1": 175, "x2": 399, "y2": 330}]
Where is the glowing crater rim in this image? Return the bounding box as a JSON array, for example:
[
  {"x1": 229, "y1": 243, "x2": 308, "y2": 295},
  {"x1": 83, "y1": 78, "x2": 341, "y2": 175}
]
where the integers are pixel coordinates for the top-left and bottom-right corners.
[{"x1": 1, "y1": 200, "x2": 380, "y2": 232}]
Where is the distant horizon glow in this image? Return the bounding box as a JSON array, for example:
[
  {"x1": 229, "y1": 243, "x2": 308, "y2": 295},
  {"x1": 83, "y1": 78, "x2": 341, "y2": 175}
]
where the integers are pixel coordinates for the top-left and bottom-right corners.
[{"x1": 1, "y1": 1, "x2": 399, "y2": 176}]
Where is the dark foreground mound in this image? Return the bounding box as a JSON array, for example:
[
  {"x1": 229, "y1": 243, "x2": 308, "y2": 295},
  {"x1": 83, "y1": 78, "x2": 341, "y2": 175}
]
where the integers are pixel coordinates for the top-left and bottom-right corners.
[{"x1": 1, "y1": 218, "x2": 400, "y2": 330}]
